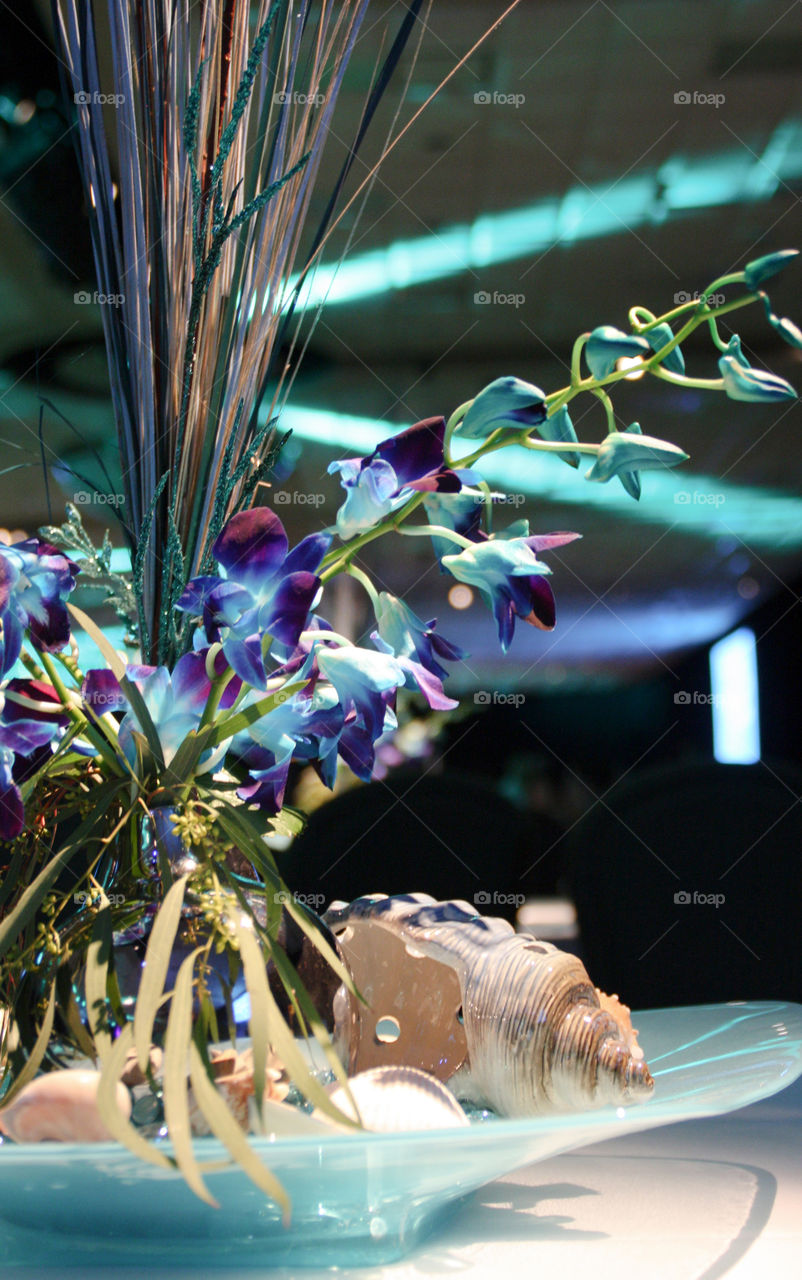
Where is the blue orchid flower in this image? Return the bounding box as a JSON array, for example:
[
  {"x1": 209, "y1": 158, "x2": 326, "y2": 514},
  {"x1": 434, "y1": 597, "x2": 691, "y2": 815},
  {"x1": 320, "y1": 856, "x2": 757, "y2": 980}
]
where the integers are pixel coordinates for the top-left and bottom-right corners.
[
  {"x1": 585, "y1": 425, "x2": 689, "y2": 495},
  {"x1": 456, "y1": 378, "x2": 580, "y2": 469},
  {"x1": 232, "y1": 686, "x2": 345, "y2": 813},
  {"x1": 585, "y1": 326, "x2": 651, "y2": 380},
  {"x1": 373, "y1": 592, "x2": 464, "y2": 709},
  {"x1": 176, "y1": 508, "x2": 331, "y2": 687},
  {"x1": 313, "y1": 642, "x2": 407, "y2": 740},
  {"x1": 423, "y1": 491, "x2": 484, "y2": 567},
  {"x1": 456, "y1": 377, "x2": 547, "y2": 439},
  {"x1": 644, "y1": 321, "x2": 685, "y2": 375},
  {"x1": 83, "y1": 649, "x2": 241, "y2": 772},
  {"x1": 742, "y1": 251, "x2": 802, "y2": 349},
  {"x1": 718, "y1": 335, "x2": 797, "y2": 404},
  {"x1": 743, "y1": 250, "x2": 798, "y2": 292},
  {"x1": 329, "y1": 416, "x2": 461, "y2": 541},
  {"x1": 442, "y1": 529, "x2": 580, "y2": 652},
  {"x1": 0, "y1": 538, "x2": 79, "y2": 680}
]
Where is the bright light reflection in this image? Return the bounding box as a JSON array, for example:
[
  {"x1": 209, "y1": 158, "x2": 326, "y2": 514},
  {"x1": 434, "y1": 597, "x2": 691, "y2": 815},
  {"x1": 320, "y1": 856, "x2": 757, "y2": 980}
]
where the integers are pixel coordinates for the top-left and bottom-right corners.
[{"x1": 710, "y1": 627, "x2": 760, "y2": 764}]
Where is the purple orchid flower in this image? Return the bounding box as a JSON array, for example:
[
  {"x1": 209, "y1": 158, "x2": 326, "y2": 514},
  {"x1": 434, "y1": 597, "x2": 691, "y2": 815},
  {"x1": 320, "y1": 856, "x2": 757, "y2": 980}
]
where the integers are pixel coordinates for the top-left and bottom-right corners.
[
  {"x1": 232, "y1": 686, "x2": 345, "y2": 813},
  {"x1": 0, "y1": 538, "x2": 79, "y2": 680},
  {"x1": 0, "y1": 706, "x2": 65, "y2": 844},
  {"x1": 83, "y1": 649, "x2": 241, "y2": 772},
  {"x1": 176, "y1": 508, "x2": 331, "y2": 687},
  {"x1": 423, "y1": 491, "x2": 485, "y2": 567},
  {"x1": 329, "y1": 416, "x2": 462, "y2": 540},
  {"x1": 372, "y1": 592, "x2": 464, "y2": 709},
  {"x1": 442, "y1": 528, "x2": 580, "y2": 652}
]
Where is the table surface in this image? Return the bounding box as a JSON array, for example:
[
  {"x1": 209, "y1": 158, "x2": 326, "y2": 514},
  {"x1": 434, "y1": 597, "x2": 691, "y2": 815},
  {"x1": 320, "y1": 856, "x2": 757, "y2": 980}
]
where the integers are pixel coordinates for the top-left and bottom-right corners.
[{"x1": 6, "y1": 1073, "x2": 799, "y2": 1280}]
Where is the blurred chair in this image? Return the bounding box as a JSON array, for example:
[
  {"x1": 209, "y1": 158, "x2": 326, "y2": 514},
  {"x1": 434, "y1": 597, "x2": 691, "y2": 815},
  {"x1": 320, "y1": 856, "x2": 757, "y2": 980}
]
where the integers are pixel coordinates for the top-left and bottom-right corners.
[
  {"x1": 280, "y1": 769, "x2": 531, "y2": 920},
  {"x1": 566, "y1": 758, "x2": 802, "y2": 1007}
]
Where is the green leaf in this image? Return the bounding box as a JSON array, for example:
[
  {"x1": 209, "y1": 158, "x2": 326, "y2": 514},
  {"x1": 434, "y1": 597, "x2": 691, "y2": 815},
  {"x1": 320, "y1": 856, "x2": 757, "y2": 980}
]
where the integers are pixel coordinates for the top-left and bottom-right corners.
[
  {"x1": 162, "y1": 724, "x2": 217, "y2": 786},
  {"x1": 85, "y1": 903, "x2": 113, "y2": 1063},
  {"x1": 0, "y1": 983, "x2": 55, "y2": 1110},
  {"x1": 210, "y1": 800, "x2": 281, "y2": 890},
  {"x1": 188, "y1": 1041, "x2": 290, "y2": 1222},
  {"x1": 268, "y1": 807, "x2": 307, "y2": 840},
  {"x1": 96, "y1": 1024, "x2": 174, "y2": 1171},
  {"x1": 133, "y1": 876, "x2": 188, "y2": 1072},
  {"x1": 0, "y1": 782, "x2": 122, "y2": 963},
  {"x1": 162, "y1": 949, "x2": 216, "y2": 1205},
  {"x1": 233, "y1": 917, "x2": 355, "y2": 1128},
  {"x1": 67, "y1": 601, "x2": 125, "y2": 679}
]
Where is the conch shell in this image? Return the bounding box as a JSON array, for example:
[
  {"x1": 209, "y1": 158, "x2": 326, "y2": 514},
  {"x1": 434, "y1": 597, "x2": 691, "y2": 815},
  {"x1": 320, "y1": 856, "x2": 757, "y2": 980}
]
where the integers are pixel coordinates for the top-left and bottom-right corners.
[
  {"x1": 0, "y1": 1069, "x2": 131, "y2": 1143},
  {"x1": 325, "y1": 894, "x2": 653, "y2": 1117}
]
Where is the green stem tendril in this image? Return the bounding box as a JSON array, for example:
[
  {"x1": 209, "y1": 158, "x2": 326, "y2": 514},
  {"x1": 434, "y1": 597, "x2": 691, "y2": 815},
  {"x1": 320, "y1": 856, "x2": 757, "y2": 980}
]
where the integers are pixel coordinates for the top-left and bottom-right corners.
[
  {"x1": 346, "y1": 563, "x2": 381, "y2": 612},
  {"x1": 298, "y1": 628, "x2": 353, "y2": 647},
  {"x1": 396, "y1": 523, "x2": 475, "y2": 549}
]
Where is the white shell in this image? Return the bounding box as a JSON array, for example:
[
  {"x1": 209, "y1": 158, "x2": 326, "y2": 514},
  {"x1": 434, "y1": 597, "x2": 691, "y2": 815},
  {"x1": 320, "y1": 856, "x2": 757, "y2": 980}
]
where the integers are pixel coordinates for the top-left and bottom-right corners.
[
  {"x1": 320, "y1": 1066, "x2": 470, "y2": 1132},
  {"x1": 325, "y1": 894, "x2": 654, "y2": 1117},
  {"x1": 0, "y1": 1070, "x2": 131, "y2": 1143}
]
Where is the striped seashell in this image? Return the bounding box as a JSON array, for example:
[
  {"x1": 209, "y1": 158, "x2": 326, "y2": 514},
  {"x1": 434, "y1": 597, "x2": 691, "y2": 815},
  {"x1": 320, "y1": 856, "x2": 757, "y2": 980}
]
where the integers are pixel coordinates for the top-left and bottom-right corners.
[
  {"x1": 0, "y1": 1070, "x2": 131, "y2": 1143},
  {"x1": 325, "y1": 894, "x2": 653, "y2": 1117},
  {"x1": 317, "y1": 1065, "x2": 470, "y2": 1132}
]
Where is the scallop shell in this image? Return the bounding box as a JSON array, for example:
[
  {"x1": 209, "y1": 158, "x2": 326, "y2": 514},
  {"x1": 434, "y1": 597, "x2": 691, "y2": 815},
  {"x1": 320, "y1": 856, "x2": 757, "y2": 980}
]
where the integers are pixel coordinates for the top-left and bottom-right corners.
[
  {"x1": 317, "y1": 1065, "x2": 470, "y2": 1132},
  {"x1": 0, "y1": 1070, "x2": 131, "y2": 1143},
  {"x1": 325, "y1": 894, "x2": 653, "y2": 1117}
]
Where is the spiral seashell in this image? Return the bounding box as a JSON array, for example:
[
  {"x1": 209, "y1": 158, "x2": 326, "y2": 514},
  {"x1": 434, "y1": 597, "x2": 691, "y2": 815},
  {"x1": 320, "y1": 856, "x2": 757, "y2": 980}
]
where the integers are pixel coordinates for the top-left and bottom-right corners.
[
  {"x1": 0, "y1": 1070, "x2": 131, "y2": 1143},
  {"x1": 317, "y1": 1065, "x2": 470, "y2": 1132},
  {"x1": 325, "y1": 894, "x2": 654, "y2": 1117}
]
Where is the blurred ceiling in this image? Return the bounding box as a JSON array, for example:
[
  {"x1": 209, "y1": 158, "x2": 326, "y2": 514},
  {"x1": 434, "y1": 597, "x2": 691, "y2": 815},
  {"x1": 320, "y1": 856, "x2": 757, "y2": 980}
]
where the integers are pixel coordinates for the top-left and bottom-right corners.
[{"x1": 1, "y1": 0, "x2": 801, "y2": 690}]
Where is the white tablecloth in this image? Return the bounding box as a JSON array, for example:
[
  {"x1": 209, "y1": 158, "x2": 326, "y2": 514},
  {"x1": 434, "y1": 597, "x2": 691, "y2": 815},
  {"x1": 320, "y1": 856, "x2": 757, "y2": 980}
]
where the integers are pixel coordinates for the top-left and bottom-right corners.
[{"x1": 8, "y1": 1075, "x2": 800, "y2": 1279}]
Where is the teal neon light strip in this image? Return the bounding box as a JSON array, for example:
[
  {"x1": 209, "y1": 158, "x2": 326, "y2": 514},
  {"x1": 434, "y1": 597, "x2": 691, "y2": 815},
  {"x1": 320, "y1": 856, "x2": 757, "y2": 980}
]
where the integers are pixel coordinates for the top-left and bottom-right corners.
[
  {"x1": 283, "y1": 122, "x2": 802, "y2": 311},
  {"x1": 279, "y1": 404, "x2": 802, "y2": 549}
]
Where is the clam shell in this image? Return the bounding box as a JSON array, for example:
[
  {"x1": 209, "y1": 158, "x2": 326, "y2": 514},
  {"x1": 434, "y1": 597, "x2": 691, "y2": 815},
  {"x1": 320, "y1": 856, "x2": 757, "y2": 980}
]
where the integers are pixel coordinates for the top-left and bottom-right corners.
[
  {"x1": 319, "y1": 1066, "x2": 470, "y2": 1132},
  {"x1": 0, "y1": 1070, "x2": 131, "y2": 1143},
  {"x1": 325, "y1": 894, "x2": 654, "y2": 1117}
]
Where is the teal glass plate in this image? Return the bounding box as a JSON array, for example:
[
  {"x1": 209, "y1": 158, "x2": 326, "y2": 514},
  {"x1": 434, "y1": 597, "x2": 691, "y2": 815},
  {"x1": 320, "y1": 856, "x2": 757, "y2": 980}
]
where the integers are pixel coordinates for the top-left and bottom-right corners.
[{"x1": 1, "y1": 1001, "x2": 800, "y2": 1270}]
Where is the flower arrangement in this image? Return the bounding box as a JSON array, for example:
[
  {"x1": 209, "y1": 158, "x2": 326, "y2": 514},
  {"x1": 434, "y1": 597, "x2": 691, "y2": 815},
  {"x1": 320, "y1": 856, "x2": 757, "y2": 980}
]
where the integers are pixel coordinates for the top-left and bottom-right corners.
[{"x1": 0, "y1": 0, "x2": 800, "y2": 1209}]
